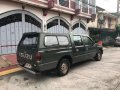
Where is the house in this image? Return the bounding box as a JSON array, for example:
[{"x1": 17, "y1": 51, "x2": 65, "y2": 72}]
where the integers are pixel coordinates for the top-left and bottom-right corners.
[
  {"x1": 88, "y1": 6, "x2": 118, "y2": 46},
  {"x1": 0, "y1": 0, "x2": 96, "y2": 55},
  {"x1": 88, "y1": 6, "x2": 117, "y2": 30}
]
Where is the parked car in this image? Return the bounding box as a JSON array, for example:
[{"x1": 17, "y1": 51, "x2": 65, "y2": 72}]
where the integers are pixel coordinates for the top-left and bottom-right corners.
[
  {"x1": 17, "y1": 32, "x2": 103, "y2": 76},
  {"x1": 114, "y1": 37, "x2": 120, "y2": 47}
]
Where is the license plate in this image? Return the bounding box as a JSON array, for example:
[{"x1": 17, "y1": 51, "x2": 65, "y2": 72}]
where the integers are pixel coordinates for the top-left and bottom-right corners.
[{"x1": 24, "y1": 63, "x2": 32, "y2": 69}]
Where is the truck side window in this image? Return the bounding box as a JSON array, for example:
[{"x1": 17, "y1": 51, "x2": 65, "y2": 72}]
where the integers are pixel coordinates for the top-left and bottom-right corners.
[
  {"x1": 45, "y1": 36, "x2": 58, "y2": 46},
  {"x1": 57, "y1": 36, "x2": 69, "y2": 46},
  {"x1": 73, "y1": 36, "x2": 83, "y2": 46},
  {"x1": 82, "y1": 36, "x2": 94, "y2": 45}
]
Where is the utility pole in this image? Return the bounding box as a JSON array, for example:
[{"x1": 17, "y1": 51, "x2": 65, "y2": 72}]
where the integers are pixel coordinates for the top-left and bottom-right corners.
[
  {"x1": 117, "y1": 0, "x2": 120, "y2": 24},
  {"x1": 117, "y1": 0, "x2": 120, "y2": 36}
]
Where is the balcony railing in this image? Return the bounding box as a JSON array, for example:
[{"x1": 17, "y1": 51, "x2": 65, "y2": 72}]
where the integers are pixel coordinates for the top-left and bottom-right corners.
[
  {"x1": 55, "y1": 0, "x2": 96, "y2": 15},
  {"x1": 20, "y1": 0, "x2": 96, "y2": 16}
]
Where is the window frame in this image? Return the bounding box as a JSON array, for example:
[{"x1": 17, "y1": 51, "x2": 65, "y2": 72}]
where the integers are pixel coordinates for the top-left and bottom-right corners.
[{"x1": 73, "y1": 35, "x2": 84, "y2": 47}]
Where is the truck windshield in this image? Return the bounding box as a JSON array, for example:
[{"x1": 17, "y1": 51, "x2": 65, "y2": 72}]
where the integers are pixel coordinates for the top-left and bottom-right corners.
[{"x1": 19, "y1": 33, "x2": 39, "y2": 47}]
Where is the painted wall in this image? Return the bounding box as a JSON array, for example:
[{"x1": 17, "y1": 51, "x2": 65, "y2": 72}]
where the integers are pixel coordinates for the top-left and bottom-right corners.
[
  {"x1": 0, "y1": 1, "x2": 88, "y2": 31},
  {"x1": 87, "y1": 14, "x2": 98, "y2": 28},
  {"x1": 88, "y1": 13, "x2": 117, "y2": 29}
]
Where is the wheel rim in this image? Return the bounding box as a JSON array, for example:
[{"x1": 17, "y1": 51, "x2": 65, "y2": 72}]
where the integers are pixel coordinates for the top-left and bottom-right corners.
[
  {"x1": 98, "y1": 53, "x2": 101, "y2": 60},
  {"x1": 61, "y1": 63, "x2": 68, "y2": 74}
]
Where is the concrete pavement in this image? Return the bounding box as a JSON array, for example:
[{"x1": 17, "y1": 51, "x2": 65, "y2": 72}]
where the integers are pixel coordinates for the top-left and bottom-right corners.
[
  {"x1": 0, "y1": 54, "x2": 21, "y2": 76},
  {"x1": 0, "y1": 47, "x2": 120, "y2": 90}
]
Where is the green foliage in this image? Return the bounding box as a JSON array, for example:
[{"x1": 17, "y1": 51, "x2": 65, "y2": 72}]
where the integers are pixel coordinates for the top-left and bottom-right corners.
[{"x1": 116, "y1": 24, "x2": 120, "y2": 31}]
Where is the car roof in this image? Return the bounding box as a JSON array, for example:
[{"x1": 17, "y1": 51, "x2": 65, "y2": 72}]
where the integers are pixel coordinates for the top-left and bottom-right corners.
[{"x1": 23, "y1": 32, "x2": 89, "y2": 37}]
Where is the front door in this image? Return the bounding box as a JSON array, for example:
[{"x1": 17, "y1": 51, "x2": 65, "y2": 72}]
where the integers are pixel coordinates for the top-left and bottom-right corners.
[
  {"x1": 82, "y1": 36, "x2": 97, "y2": 59},
  {"x1": 72, "y1": 35, "x2": 86, "y2": 63}
]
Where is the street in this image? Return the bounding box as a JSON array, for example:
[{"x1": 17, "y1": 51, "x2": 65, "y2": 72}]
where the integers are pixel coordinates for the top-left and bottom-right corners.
[{"x1": 0, "y1": 47, "x2": 120, "y2": 90}]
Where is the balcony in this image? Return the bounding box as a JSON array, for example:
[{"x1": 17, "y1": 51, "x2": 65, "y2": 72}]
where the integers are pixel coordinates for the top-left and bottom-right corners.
[
  {"x1": 55, "y1": 0, "x2": 96, "y2": 16},
  {"x1": 14, "y1": 0, "x2": 96, "y2": 18}
]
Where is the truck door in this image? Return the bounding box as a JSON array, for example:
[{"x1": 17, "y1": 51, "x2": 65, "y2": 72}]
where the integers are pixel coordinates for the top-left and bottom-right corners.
[
  {"x1": 82, "y1": 36, "x2": 97, "y2": 59},
  {"x1": 72, "y1": 35, "x2": 86, "y2": 63}
]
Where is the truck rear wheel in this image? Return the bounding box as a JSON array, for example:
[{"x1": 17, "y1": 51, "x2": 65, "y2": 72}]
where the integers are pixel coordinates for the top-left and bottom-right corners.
[{"x1": 57, "y1": 59, "x2": 70, "y2": 76}]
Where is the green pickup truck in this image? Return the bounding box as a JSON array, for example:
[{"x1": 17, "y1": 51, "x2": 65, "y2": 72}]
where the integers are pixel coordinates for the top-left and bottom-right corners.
[{"x1": 17, "y1": 32, "x2": 103, "y2": 76}]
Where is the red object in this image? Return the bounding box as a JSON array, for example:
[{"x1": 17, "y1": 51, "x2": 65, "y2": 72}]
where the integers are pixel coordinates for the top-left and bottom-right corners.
[
  {"x1": 35, "y1": 52, "x2": 42, "y2": 61},
  {"x1": 98, "y1": 41, "x2": 103, "y2": 46},
  {"x1": 3, "y1": 54, "x2": 17, "y2": 65},
  {"x1": 75, "y1": 9, "x2": 80, "y2": 15}
]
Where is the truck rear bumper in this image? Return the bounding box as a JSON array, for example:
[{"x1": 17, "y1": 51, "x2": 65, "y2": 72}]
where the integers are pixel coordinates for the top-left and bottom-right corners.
[{"x1": 20, "y1": 66, "x2": 41, "y2": 75}]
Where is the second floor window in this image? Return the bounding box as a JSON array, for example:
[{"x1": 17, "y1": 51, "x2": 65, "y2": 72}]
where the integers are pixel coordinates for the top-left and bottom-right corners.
[
  {"x1": 59, "y1": 0, "x2": 69, "y2": 7},
  {"x1": 82, "y1": 0, "x2": 88, "y2": 13},
  {"x1": 89, "y1": 0, "x2": 96, "y2": 14}
]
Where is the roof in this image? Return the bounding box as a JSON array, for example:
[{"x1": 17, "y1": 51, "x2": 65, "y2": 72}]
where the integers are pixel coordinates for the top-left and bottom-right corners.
[
  {"x1": 98, "y1": 11, "x2": 117, "y2": 19},
  {"x1": 96, "y1": 6, "x2": 105, "y2": 12}
]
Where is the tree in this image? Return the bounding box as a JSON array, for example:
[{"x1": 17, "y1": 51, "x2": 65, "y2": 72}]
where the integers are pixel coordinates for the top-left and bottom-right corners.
[{"x1": 116, "y1": 24, "x2": 120, "y2": 36}]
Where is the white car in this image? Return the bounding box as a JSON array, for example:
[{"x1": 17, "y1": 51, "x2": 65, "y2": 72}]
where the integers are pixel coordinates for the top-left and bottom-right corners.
[{"x1": 114, "y1": 37, "x2": 120, "y2": 47}]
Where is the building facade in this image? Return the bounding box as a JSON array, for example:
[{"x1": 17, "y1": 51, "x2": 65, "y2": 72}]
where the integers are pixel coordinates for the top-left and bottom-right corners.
[
  {"x1": 0, "y1": 0, "x2": 96, "y2": 55},
  {"x1": 88, "y1": 11, "x2": 117, "y2": 30}
]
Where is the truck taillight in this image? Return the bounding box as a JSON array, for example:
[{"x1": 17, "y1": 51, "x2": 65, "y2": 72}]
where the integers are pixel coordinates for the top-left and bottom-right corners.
[{"x1": 35, "y1": 52, "x2": 42, "y2": 61}]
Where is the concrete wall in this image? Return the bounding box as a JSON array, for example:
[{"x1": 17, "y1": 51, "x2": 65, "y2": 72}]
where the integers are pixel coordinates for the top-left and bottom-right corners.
[{"x1": 87, "y1": 14, "x2": 98, "y2": 28}]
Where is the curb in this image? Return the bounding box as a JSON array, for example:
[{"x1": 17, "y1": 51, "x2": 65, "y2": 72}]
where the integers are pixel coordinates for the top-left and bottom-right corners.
[{"x1": 0, "y1": 65, "x2": 23, "y2": 76}]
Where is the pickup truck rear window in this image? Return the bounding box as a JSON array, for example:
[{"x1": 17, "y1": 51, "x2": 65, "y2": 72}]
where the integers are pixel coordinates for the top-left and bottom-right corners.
[{"x1": 20, "y1": 34, "x2": 38, "y2": 47}]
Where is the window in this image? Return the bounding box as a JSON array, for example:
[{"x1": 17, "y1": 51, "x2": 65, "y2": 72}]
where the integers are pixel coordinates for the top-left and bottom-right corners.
[
  {"x1": 58, "y1": 36, "x2": 69, "y2": 46},
  {"x1": 25, "y1": 14, "x2": 41, "y2": 28},
  {"x1": 60, "y1": 20, "x2": 69, "y2": 29},
  {"x1": 23, "y1": 37, "x2": 37, "y2": 45},
  {"x1": 47, "y1": 19, "x2": 58, "y2": 29},
  {"x1": 89, "y1": 0, "x2": 96, "y2": 14},
  {"x1": 59, "y1": 0, "x2": 69, "y2": 7},
  {"x1": 45, "y1": 36, "x2": 58, "y2": 46},
  {"x1": 72, "y1": 23, "x2": 79, "y2": 30},
  {"x1": 0, "y1": 13, "x2": 22, "y2": 27},
  {"x1": 20, "y1": 33, "x2": 39, "y2": 47},
  {"x1": 80, "y1": 23, "x2": 86, "y2": 30},
  {"x1": 73, "y1": 36, "x2": 83, "y2": 46},
  {"x1": 82, "y1": 0, "x2": 88, "y2": 13},
  {"x1": 82, "y1": 36, "x2": 94, "y2": 45}
]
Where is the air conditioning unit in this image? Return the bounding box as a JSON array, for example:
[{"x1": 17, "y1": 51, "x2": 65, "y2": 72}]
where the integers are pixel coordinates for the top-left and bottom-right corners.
[{"x1": 48, "y1": 0, "x2": 54, "y2": 9}]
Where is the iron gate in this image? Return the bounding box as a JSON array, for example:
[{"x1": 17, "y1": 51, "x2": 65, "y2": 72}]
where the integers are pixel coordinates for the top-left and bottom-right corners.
[{"x1": 0, "y1": 10, "x2": 42, "y2": 55}]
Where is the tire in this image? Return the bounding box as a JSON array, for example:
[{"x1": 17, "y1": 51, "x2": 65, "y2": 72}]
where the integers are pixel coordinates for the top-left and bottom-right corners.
[
  {"x1": 94, "y1": 50, "x2": 102, "y2": 61},
  {"x1": 57, "y1": 59, "x2": 70, "y2": 76}
]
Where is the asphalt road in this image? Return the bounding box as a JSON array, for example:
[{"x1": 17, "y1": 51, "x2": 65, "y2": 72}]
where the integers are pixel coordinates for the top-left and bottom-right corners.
[{"x1": 0, "y1": 47, "x2": 120, "y2": 90}]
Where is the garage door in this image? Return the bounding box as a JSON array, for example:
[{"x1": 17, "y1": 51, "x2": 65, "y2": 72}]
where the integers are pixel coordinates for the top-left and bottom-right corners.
[{"x1": 0, "y1": 10, "x2": 42, "y2": 55}]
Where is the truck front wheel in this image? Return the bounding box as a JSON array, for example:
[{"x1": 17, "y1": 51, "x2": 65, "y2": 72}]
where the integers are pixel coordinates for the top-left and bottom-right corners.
[{"x1": 94, "y1": 50, "x2": 102, "y2": 61}]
